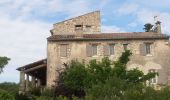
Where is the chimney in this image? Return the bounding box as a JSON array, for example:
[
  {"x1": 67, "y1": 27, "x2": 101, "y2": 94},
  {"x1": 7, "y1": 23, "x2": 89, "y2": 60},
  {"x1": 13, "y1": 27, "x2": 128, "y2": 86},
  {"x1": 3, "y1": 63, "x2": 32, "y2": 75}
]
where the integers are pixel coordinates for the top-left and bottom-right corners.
[{"x1": 155, "y1": 21, "x2": 162, "y2": 34}]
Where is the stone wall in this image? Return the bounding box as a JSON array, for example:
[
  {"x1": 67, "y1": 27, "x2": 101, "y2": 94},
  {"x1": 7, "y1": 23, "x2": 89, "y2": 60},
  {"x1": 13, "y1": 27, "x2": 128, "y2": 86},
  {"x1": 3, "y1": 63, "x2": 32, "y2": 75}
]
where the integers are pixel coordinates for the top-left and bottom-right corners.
[
  {"x1": 47, "y1": 39, "x2": 170, "y2": 87},
  {"x1": 51, "y1": 11, "x2": 101, "y2": 35}
]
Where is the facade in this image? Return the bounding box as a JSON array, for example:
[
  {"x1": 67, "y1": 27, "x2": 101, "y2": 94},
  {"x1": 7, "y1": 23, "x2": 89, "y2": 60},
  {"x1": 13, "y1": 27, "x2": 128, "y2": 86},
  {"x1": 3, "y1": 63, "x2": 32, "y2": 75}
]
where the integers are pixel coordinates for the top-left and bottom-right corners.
[{"x1": 17, "y1": 11, "x2": 170, "y2": 93}]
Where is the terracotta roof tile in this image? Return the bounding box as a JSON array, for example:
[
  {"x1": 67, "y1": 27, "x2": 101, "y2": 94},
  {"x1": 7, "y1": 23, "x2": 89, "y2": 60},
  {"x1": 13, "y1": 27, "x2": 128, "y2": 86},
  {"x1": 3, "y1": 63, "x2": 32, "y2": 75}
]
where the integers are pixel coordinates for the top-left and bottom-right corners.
[{"x1": 47, "y1": 32, "x2": 169, "y2": 41}]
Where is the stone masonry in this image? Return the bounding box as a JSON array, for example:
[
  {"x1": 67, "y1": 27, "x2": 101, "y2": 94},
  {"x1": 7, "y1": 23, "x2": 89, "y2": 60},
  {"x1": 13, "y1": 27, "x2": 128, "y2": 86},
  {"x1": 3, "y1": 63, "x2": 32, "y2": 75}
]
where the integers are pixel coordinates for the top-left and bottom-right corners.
[
  {"x1": 50, "y1": 11, "x2": 101, "y2": 35},
  {"x1": 46, "y1": 11, "x2": 170, "y2": 88}
]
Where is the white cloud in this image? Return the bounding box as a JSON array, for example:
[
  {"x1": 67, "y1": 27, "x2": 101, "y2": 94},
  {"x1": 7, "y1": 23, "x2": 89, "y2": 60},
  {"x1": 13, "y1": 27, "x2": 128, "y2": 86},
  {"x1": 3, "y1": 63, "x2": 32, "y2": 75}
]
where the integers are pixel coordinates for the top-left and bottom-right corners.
[
  {"x1": 128, "y1": 22, "x2": 138, "y2": 28},
  {"x1": 99, "y1": 0, "x2": 112, "y2": 9},
  {"x1": 0, "y1": 0, "x2": 92, "y2": 21},
  {"x1": 116, "y1": 1, "x2": 170, "y2": 34},
  {"x1": 0, "y1": 0, "x2": 92, "y2": 83},
  {"x1": 102, "y1": 25, "x2": 125, "y2": 33},
  {"x1": 0, "y1": 15, "x2": 51, "y2": 83},
  {"x1": 132, "y1": 0, "x2": 170, "y2": 8},
  {"x1": 116, "y1": 3, "x2": 139, "y2": 15},
  {"x1": 63, "y1": 0, "x2": 91, "y2": 18}
]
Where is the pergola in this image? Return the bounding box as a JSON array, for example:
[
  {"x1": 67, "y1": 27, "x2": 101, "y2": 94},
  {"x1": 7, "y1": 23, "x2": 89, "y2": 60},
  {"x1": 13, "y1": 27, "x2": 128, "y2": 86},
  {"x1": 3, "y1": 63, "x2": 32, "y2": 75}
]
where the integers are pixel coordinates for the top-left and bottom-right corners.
[{"x1": 17, "y1": 59, "x2": 47, "y2": 93}]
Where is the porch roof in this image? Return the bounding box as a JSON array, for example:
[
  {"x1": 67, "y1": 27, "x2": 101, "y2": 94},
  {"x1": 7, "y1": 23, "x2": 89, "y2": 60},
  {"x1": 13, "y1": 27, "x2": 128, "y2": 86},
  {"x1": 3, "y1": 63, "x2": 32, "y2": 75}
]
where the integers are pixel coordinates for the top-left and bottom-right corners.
[{"x1": 16, "y1": 59, "x2": 47, "y2": 71}]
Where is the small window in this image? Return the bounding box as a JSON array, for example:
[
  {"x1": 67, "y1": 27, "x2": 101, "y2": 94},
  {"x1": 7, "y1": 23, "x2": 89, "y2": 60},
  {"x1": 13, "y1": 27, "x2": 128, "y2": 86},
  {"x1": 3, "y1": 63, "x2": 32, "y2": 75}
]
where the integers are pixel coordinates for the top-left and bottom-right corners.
[
  {"x1": 109, "y1": 44, "x2": 115, "y2": 55},
  {"x1": 149, "y1": 69, "x2": 157, "y2": 84},
  {"x1": 60, "y1": 44, "x2": 68, "y2": 57},
  {"x1": 123, "y1": 44, "x2": 128, "y2": 50},
  {"x1": 92, "y1": 44, "x2": 97, "y2": 56},
  {"x1": 145, "y1": 43, "x2": 151, "y2": 54},
  {"x1": 75, "y1": 25, "x2": 83, "y2": 31},
  {"x1": 85, "y1": 25, "x2": 92, "y2": 32}
]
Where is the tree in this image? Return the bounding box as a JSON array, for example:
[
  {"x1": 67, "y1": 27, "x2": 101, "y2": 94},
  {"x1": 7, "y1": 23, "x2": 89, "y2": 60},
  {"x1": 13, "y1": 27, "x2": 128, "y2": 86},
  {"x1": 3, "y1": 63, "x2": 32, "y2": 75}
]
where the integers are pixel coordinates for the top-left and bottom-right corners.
[
  {"x1": 85, "y1": 50, "x2": 158, "y2": 100},
  {"x1": 60, "y1": 50, "x2": 158, "y2": 99},
  {"x1": 0, "y1": 56, "x2": 10, "y2": 74},
  {"x1": 143, "y1": 23, "x2": 154, "y2": 32}
]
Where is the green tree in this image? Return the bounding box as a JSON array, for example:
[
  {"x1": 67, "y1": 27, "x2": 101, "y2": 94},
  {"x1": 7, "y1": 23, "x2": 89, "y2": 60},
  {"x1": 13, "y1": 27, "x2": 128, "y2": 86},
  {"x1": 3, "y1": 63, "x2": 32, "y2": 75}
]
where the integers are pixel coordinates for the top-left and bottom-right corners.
[
  {"x1": 61, "y1": 50, "x2": 158, "y2": 99},
  {"x1": 143, "y1": 23, "x2": 154, "y2": 32},
  {"x1": 85, "y1": 50, "x2": 158, "y2": 100},
  {"x1": 0, "y1": 56, "x2": 10, "y2": 74}
]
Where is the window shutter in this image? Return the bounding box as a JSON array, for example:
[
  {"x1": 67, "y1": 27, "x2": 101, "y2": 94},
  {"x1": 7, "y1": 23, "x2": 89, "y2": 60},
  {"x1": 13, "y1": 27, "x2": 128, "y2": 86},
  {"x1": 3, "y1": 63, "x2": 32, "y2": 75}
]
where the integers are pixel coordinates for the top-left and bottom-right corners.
[
  {"x1": 86, "y1": 44, "x2": 92, "y2": 57},
  {"x1": 140, "y1": 44, "x2": 146, "y2": 56},
  {"x1": 103, "y1": 45, "x2": 110, "y2": 56}
]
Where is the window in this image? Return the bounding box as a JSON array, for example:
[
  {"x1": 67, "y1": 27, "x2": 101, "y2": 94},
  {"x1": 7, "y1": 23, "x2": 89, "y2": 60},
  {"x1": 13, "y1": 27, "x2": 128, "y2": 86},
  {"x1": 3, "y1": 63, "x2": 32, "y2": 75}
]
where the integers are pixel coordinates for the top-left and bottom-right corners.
[
  {"x1": 109, "y1": 44, "x2": 115, "y2": 55},
  {"x1": 92, "y1": 44, "x2": 97, "y2": 56},
  {"x1": 75, "y1": 25, "x2": 83, "y2": 31},
  {"x1": 140, "y1": 43, "x2": 153, "y2": 56},
  {"x1": 149, "y1": 69, "x2": 157, "y2": 84},
  {"x1": 146, "y1": 43, "x2": 151, "y2": 54},
  {"x1": 60, "y1": 44, "x2": 68, "y2": 57},
  {"x1": 86, "y1": 44, "x2": 98, "y2": 57},
  {"x1": 85, "y1": 25, "x2": 92, "y2": 32},
  {"x1": 123, "y1": 44, "x2": 128, "y2": 50}
]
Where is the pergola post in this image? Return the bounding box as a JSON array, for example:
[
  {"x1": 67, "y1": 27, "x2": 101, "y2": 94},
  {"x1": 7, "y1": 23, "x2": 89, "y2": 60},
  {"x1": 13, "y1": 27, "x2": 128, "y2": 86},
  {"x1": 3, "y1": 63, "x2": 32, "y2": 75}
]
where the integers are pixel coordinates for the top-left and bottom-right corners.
[
  {"x1": 31, "y1": 76, "x2": 36, "y2": 88},
  {"x1": 37, "y1": 78, "x2": 41, "y2": 87},
  {"x1": 19, "y1": 71, "x2": 25, "y2": 94},
  {"x1": 25, "y1": 74, "x2": 30, "y2": 92}
]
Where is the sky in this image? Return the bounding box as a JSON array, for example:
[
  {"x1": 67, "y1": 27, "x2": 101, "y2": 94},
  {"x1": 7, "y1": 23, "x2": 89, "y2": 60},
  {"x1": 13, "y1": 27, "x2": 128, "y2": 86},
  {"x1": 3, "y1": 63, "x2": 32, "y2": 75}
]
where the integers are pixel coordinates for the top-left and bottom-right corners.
[{"x1": 0, "y1": 0, "x2": 170, "y2": 83}]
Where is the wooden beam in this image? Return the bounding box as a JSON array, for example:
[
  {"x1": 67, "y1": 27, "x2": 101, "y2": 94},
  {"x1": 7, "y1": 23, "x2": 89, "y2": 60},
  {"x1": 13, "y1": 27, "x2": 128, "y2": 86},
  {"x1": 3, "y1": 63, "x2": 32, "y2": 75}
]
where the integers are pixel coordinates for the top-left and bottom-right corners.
[{"x1": 24, "y1": 64, "x2": 46, "y2": 73}]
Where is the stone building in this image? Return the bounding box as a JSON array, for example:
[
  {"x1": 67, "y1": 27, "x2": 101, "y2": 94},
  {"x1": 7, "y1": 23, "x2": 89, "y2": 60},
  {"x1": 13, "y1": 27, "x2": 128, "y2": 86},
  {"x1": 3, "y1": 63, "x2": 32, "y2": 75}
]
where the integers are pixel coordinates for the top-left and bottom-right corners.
[{"x1": 17, "y1": 11, "x2": 170, "y2": 93}]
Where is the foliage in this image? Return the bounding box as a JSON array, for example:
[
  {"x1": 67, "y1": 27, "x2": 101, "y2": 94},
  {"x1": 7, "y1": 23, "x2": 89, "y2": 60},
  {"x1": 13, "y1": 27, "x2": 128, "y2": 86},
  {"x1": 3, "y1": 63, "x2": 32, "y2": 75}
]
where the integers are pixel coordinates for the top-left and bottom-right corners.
[
  {"x1": 60, "y1": 50, "x2": 158, "y2": 99},
  {"x1": 0, "y1": 56, "x2": 10, "y2": 73},
  {"x1": 15, "y1": 93, "x2": 31, "y2": 100},
  {"x1": 0, "y1": 50, "x2": 168, "y2": 100},
  {"x1": 143, "y1": 23, "x2": 154, "y2": 32},
  {"x1": 0, "y1": 82, "x2": 19, "y2": 94},
  {"x1": 0, "y1": 89, "x2": 15, "y2": 100},
  {"x1": 85, "y1": 77, "x2": 126, "y2": 100},
  {"x1": 0, "y1": 82, "x2": 19, "y2": 100},
  {"x1": 63, "y1": 61, "x2": 88, "y2": 91}
]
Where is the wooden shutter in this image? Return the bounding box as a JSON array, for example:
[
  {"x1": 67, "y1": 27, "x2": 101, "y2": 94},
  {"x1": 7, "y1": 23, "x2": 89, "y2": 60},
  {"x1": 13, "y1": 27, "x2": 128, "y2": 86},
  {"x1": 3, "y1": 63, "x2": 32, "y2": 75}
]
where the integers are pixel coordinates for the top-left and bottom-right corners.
[
  {"x1": 103, "y1": 45, "x2": 110, "y2": 56},
  {"x1": 86, "y1": 44, "x2": 92, "y2": 57},
  {"x1": 92, "y1": 44, "x2": 97, "y2": 55},
  {"x1": 140, "y1": 44, "x2": 146, "y2": 56}
]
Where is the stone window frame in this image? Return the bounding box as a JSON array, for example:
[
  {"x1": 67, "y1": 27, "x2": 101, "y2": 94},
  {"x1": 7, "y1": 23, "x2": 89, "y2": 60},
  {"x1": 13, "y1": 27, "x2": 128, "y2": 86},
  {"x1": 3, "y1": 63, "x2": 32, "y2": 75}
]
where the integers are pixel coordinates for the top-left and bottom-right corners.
[
  {"x1": 123, "y1": 43, "x2": 129, "y2": 51},
  {"x1": 109, "y1": 43, "x2": 115, "y2": 55},
  {"x1": 91, "y1": 44, "x2": 98, "y2": 56},
  {"x1": 148, "y1": 69, "x2": 158, "y2": 85},
  {"x1": 86, "y1": 43, "x2": 100, "y2": 57},
  {"x1": 145, "y1": 43, "x2": 152, "y2": 55},
  {"x1": 59, "y1": 44, "x2": 69, "y2": 58},
  {"x1": 144, "y1": 42, "x2": 154, "y2": 56},
  {"x1": 75, "y1": 25, "x2": 83, "y2": 31},
  {"x1": 84, "y1": 25, "x2": 92, "y2": 32},
  {"x1": 140, "y1": 42, "x2": 154, "y2": 56}
]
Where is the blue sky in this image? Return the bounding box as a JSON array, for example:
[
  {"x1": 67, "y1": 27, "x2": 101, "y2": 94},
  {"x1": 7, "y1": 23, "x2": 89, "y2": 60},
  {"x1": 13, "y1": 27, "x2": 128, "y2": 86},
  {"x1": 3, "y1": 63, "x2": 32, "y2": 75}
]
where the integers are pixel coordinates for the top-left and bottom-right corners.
[{"x1": 0, "y1": 0, "x2": 170, "y2": 83}]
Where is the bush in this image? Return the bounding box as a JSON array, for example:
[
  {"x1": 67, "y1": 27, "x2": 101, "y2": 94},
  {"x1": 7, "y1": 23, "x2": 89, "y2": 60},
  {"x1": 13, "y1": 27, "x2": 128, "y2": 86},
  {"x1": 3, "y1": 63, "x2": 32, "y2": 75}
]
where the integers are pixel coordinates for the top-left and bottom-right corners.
[{"x1": 0, "y1": 89, "x2": 14, "y2": 100}]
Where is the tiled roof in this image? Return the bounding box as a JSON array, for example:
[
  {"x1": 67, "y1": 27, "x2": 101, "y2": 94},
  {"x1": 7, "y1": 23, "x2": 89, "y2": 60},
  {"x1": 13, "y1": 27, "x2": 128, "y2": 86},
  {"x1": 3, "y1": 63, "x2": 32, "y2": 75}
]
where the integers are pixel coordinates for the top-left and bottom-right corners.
[
  {"x1": 47, "y1": 32, "x2": 169, "y2": 41},
  {"x1": 17, "y1": 59, "x2": 47, "y2": 71}
]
